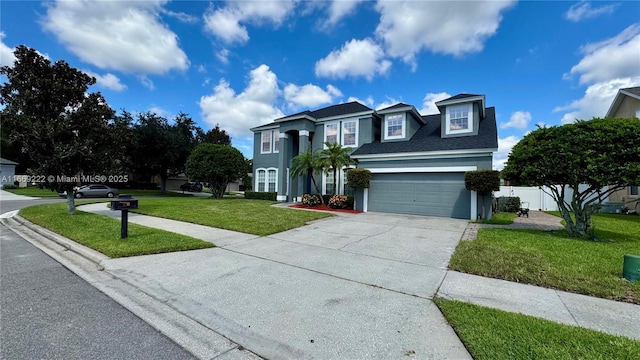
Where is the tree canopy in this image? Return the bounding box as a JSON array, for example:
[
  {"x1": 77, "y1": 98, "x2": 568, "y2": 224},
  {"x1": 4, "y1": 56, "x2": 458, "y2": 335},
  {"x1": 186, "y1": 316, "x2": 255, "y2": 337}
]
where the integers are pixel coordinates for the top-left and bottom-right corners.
[
  {"x1": 185, "y1": 144, "x2": 246, "y2": 198},
  {"x1": 290, "y1": 148, "x2": 324, "y2": 200},
  {"x1": 197, "y1": 124, "x2": 231, "y2": 145},
  {"x1": 0, "y1": 45, "x2": 115, "y2": 214},
  {"x1": 502, "y1": 118, "x2": 640, "y2": 237}
]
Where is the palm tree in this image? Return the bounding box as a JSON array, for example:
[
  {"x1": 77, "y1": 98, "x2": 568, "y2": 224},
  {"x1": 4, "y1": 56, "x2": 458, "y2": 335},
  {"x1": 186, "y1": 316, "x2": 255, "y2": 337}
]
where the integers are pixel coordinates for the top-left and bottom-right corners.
[
  {"x1": 290, "y1": 148, "x2": 324, "y2": 200},
  {"x1": 319, "y1": 142, "x2": 357, "y2": 195}
]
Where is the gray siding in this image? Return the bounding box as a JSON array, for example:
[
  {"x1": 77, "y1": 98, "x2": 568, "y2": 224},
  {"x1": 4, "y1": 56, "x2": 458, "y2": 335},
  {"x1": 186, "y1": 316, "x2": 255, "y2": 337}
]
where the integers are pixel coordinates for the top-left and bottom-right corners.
[
  {"x1": 406, "y1": 113, "x2": 421, "y2": 140},
  {"x1": 359, "y1": 155, "x2": 493, "y2": 170},
  {"x1": 252, "y1": 132, "x2": 279, "y2": 170}
]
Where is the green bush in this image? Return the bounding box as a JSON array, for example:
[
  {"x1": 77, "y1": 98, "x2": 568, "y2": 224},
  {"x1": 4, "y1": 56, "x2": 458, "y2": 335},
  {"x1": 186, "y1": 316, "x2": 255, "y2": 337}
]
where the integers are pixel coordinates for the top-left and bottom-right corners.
[
  {"x1": 499, "y1": 196, "x2": 521, "y2": 213},
  {"x1": 464, "y1": 170, "x2": 500, "y2": 193},
  {"x1": 244, "y1": 191, "x2": 277, "y2": 201},
  {"x1": 2, "y1": 184, "x2": 19, "y2": 189},
  {"x1": 346, "y1": 168, "x2": 371, "y2": 189},
  {"x1": 301, "y1": 194, "x2": 321, "y2": 207}
]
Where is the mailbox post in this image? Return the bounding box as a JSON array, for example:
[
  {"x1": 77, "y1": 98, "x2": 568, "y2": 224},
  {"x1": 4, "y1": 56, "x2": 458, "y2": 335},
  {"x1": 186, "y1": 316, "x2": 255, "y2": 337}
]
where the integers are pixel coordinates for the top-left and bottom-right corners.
[{"x1": 110, "y1": 195, "x2": 138, "y2": 239}]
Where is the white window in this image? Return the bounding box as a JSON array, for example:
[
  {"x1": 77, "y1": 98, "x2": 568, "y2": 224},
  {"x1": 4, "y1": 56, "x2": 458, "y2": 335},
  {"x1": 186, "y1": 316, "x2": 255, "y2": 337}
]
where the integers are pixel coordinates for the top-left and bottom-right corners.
[
  {"x1": 325, "y1": 123, "x2": 338, "y2": 145},
  {"x1": 256, "y1": 168, "x2": 278, "y2": 193},
  {"x1": 446, "y1": 104, "x2": 473, "y2": 134},
  {"x1": 273, "y1": 130, "x2": 280, "y2": 153},
  {"x1": 268, "y1": 169, "x2": 277, "y2": 192},
  {"x1": 385, "y1": 114, "x2": 405, "y2": 140},
  {"x1": 342, "y1": 120, "x2": 358, "y2": 147},
  {"x1": 323, "y1": 166, "x2": 355, "y2": 195},
  {"x1": 324, "y1": 169, "x2": 336, "y2": 195},
  {"x1": 257, "y1": 170, "x2": 266, "y2": 192},
  {"x1": 261, "y1": 131, "x2": 272, "y2": 154}
]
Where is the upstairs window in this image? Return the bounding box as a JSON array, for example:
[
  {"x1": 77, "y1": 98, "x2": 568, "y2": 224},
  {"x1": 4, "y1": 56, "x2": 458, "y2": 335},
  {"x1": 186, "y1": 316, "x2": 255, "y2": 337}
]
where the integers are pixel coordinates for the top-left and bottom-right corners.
[
  {"x1": 325, "y1": 123, "x2": 338, "y2": 145},
  {"x1": 385, "y1": 114, "x2": 405, "y2": 140},
  {"x1": 446, "y1": 104, "x2": 473, "y2": 134},
  {"x1": 261, "y1": 131, "x2": 272, "y2": 154},
  {"x1": 342, "y1": 120, "x2": 357, "y2": 147},
  {"x1": 273, "y1": 130, "x2": 280, "y2": 153}
]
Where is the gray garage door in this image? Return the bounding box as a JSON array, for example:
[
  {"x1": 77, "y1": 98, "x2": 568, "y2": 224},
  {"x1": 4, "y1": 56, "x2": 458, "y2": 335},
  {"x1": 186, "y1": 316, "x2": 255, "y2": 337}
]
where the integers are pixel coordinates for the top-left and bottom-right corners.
[{"x1": 368, "y1": 173, "x2": 470, "y2": 219}]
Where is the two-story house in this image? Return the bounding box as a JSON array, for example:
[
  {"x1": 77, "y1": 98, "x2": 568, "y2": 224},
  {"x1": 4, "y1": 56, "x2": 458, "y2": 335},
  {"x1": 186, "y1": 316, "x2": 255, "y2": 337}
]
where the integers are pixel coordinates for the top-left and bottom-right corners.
[{"x1": 250, "y1": 93, "x2": 498, "y2": 219}]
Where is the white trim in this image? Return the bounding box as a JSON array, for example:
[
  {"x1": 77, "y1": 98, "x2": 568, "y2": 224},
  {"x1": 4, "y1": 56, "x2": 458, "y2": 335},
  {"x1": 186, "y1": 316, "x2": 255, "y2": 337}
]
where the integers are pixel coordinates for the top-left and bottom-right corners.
[
  {"x1": 384, "y1": 113, "x2": 405, "y2": 140},
  {"x1": 275, "y1": 114, "x2": 316, "y2": 122},
  {"x1": 367, "y1": 166, "x2": 477, "y2": 174},
  {"x1": 315, "y1": 110, "x2": 374, "y2": 123},
  {"x1": 273, "y1": 129, "x2": 280, "y2": 153},
  {"x1": 352, "y1": 148, "x2": 497, "y2": 161},
  {"x1": 446, "y1": 103, "x2": 473, "y2": 135},
  {"x1": 255, "y1": 167, "x2": 278, "y2": 193},
  {"x1": 299, "y1": 130, "x2": 310, "y2": 137},
  {"x1": 341, "y1": 119, "x2": 359, "y2": 148},
  {"x1": 363, "y1": 188, "x2": 368, "y2": 212},
  {"x1": 279, "y1": 132, "x2": 288, "y2": 139},
  {"x1": 470, "y1": 190, "x2": 478, "y2": 220},
  {"x1": 260, "y1": 131, "x2": 272, "y2": 154},
  {"x1": 277, "y1": 195, "x2": 287, "y2": 201},
  {"x1": 324, "y1": 122, "x2": 339, "y2": 147}
]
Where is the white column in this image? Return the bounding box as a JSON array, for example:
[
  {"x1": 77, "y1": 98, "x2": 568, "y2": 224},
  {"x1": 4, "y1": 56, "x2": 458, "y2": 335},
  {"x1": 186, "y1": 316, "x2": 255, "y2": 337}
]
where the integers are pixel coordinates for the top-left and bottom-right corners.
[{"x1": 470, "y1": 190, "x2": 478, "y2": 220}]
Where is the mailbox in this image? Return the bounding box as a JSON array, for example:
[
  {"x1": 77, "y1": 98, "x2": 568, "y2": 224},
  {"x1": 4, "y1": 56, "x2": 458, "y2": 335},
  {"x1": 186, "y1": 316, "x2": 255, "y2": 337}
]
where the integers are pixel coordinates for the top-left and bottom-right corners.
[{"x1": 110, "y1": 198, "x2": 138, "y2": 210}]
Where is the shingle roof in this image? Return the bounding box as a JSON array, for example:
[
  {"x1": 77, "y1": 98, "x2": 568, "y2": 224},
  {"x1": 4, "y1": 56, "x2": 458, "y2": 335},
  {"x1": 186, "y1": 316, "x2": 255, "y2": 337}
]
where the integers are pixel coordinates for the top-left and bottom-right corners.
[
  {"x1": 351, "y1": 107, "x2": 498, "y2": 156},
  {"x1": 440, "y1": 93, "x2": 483, "y2": 102},
  {"x1": 378, "y1": 102, "x2": 412, "y2": 111},
  {"x1": 274, "y1": 110, "x2": 312, "y2": 122},
  {"x1": 622, "y1": 87, "x2": 640, "y2": 97},
  {"x1": 309, "y1": 101, "x2": 372, "y2": 119}
]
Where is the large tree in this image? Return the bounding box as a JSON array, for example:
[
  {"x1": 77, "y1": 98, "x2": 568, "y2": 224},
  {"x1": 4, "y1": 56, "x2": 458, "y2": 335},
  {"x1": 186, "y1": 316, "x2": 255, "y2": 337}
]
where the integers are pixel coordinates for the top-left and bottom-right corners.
[
  {"x1": 319, "y1": 142, "x2": 357, "y2": 195},
  {"x1": 502, "y1": 118, "x2": 640, "y2": 237},
  {"x1": 196, "y1": 124, "x2": 231, "y2": 145},
  {"x1": 185, "y1": 144, "x2": 246, "y2": 198},
  {"x1": 132, "y1": 112, "x2": 199, "y2": 192},
  {"x1": 1, "y1": 46, "x2": 115, "y2": 214}
]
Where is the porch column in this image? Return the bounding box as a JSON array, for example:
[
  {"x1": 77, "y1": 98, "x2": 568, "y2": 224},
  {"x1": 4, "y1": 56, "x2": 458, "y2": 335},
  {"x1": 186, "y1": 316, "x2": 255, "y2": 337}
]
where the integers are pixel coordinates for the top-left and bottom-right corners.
[
  {"x1": 277, "y1": 133, "x2": 289, "y2": 201},
  {"x1": 296, "y1": 130, "x2": 310, "y2": 201}
]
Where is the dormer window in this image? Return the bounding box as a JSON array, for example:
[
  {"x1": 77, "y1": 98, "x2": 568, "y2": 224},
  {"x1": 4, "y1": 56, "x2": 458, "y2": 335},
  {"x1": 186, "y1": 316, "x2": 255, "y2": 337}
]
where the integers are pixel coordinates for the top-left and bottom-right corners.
[
  {"x1": 446, "y1": 104, "x2": 473, "y2": 134},
  {"x1": 384, "y1": 113, "x2": 405, "y2": 140}
]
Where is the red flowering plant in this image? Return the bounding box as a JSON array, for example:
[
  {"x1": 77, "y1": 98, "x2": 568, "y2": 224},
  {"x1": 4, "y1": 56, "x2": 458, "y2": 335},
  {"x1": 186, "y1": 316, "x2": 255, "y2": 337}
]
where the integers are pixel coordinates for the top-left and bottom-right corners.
[
  {"x1": 301, "y1": 194, "x2": 321, "y2": 207},
  {"x1": 328, "y1": 194, "x2": 348, "y2": 209}
]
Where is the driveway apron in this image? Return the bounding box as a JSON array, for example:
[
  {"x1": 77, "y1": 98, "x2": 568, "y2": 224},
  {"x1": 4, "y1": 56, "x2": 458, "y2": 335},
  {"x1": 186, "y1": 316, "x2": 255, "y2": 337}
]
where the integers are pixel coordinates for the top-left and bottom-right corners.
[{"x1": 102, "y1": 211, "x2": 471, "y2": 359}]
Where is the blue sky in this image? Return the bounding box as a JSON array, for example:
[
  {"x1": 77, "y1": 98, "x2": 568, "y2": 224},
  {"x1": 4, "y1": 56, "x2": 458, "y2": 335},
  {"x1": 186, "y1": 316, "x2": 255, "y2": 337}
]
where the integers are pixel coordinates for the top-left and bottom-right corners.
[{"x1": 1, "y1": 1, "x2": 639, "y2": 168}]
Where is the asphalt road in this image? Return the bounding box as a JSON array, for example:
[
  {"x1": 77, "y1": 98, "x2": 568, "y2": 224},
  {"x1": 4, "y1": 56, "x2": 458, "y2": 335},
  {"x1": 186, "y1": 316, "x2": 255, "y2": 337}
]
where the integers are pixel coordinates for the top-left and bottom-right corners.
[{"x1": 0, "y1": 199, "x2": 195, "y2": 359}]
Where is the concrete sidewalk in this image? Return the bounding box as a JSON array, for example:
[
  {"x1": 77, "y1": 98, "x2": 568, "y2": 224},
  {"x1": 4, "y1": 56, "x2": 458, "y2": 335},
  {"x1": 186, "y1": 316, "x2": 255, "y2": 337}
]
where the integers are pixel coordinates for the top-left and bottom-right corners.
[{"x1": 0, "y1": 189, "x2": 40, "y2": 201}]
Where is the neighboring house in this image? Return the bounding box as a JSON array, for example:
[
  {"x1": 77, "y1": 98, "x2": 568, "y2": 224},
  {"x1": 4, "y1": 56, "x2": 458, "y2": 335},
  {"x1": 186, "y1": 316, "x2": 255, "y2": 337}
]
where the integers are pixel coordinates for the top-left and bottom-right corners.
[
  {"x1": 250, "y1": 93, "x2": 498, "y2": 219},
  {"x1": 605, "y1": 86, "x2": 640, "y2": 205},
  {"x1": 0, "y1": 157, "x2": 18, "y2": 188}
]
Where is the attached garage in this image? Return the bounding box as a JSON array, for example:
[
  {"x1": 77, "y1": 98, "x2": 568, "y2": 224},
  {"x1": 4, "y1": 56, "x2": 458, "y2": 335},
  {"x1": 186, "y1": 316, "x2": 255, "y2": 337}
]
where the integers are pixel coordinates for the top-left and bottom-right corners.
[{"x1": 368, "y1": 172, "x2": 471, "y2": 219}]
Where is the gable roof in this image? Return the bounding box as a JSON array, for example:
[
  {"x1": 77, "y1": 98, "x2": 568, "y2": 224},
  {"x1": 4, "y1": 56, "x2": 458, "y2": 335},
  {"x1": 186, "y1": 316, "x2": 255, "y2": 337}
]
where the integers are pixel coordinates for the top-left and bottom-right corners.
[
  {"x1": 308, "y1": 101, "x2": 372, "y2": 119},
  {"x1": 351, "y1": 107, "x2": 498, "y2": 157},
  {"x1": 0, "y1": 157, "x2": 19, "y2": 165},
  {"x1": 440, "y1": 93, "x2": 483, "y2": 102},
  {"x1": 606, "y1": 86, "x2": 640, "y2": 118},
  {"x1": 377, "y1": 102, "x2": 413, "y2": 111}
]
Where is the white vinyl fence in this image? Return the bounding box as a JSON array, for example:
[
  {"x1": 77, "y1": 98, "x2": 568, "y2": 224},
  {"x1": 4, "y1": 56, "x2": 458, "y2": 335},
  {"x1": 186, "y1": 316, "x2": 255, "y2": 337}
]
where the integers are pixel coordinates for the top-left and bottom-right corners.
[{"x1": 494, "y1": 185, "x2": 610, "y2": 212}]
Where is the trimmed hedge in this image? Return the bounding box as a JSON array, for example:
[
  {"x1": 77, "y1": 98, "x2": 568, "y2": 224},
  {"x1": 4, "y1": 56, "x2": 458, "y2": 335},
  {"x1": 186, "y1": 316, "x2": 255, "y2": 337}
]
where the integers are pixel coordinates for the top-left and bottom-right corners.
[
  {"x1": 464, "y1": 170, "x2": 500, "y2": 194},
  {"x1": 498, "y1": 196, "x2": 521, "y2": 213},
  {"x1": 244, "y1": 191, "x2": 277, "y2": 201},
  {"x1": 346, "y1": 168, "x2": 371, "y2": 189}
]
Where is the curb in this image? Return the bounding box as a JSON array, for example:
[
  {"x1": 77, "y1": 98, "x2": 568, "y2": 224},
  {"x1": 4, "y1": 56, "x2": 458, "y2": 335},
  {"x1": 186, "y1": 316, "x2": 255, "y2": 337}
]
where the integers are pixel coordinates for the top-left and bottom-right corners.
[{"x1": 6, "y1": 215, "x2": 109, "y2": 270}]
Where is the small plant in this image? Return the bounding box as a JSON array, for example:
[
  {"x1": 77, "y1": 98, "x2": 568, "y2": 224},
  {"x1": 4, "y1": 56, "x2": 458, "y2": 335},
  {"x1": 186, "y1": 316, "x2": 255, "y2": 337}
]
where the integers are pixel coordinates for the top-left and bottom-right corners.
[
  {"x1": 301, "y1": 194, "x2": 321, "y2": 207},
  {"x1": 328, "y1": 194, "x2": 348, "y2": 209},
  {"x1": 500, "y1": 196, "x2": 521, "y2": 213}
]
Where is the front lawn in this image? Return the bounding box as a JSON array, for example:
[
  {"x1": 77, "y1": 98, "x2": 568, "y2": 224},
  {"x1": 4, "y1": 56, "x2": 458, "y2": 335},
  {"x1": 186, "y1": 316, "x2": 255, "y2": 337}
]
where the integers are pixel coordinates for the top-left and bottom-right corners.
[
  {"x1": 131, "y1": 197, "x2": 333, "y2": 236},
  {"x1": 474, "y1": 212, "x2": 517, "y2": 225},
  {"x1": 449, "y1": 214, "x2": 640, "y2": 304},
  {"x1": 435, "y1": 298, "x2": 640, "y2": 359},
  {"x1": 4, "y1": 187, "x2": 61, "y2": 197},
  {"x1": 20, "y1": 203, "x2": 214, "y2": 257}
]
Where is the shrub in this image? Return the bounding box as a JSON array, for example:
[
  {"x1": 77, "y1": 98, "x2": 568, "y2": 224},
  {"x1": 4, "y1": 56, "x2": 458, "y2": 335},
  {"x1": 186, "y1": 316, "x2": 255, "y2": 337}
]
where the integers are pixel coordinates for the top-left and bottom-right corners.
[
  {"x1": 464, "y1": 170, "x2": 500, "y2": 193},
  {"x1": 244, "y1": 191, "x2": 277, "y2": 201},
  {"x1": 499, "y1": 196, "x2": 521, "y2": 213},
  {"x1": 2, "y1": 184, "x2": 19, "y2": 189},
  {"x1": 328, "y1": 194, "x2": 348, "y2": 209},
  {"x1": 301, "y1": 193, "x2": 321, "y2": 207},
  {"x1": 346, "y1": 168, "x2": 371, "y2": 189}
]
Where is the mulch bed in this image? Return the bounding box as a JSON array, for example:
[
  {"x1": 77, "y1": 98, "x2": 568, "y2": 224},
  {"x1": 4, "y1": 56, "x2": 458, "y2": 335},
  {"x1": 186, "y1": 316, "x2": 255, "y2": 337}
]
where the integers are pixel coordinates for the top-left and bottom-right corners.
[{"x1": 289, "y1": 203, "x2": 362, "y2": 214}]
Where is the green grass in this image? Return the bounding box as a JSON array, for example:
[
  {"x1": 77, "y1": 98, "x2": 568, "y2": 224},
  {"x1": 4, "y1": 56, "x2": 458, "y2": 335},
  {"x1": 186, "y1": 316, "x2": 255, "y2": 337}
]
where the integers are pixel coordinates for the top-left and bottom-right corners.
[
  {"x1": 131, "y1": 197, "x2": 333, "y2": 236},
  {"x1": 4, "y1": 187, "x2": 62, "y2": 197},
  {"x1": 19, "y1": 203, "x2": 214, "y2": 257},
  {"x1": 474, "y1": 212, "x2": 517, "y2": 225},
  {"x1": 435, "y1": 298, "x2": 640, "y2": 360},
  {"x1": 449, "y1": 214, "x2": 640, "y2": 304}
]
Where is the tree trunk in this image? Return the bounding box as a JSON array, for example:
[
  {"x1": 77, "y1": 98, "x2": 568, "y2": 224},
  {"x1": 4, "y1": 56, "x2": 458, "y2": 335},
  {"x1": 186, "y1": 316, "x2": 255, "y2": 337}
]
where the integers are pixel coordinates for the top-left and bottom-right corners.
[
  {"x1": 66, "y1": 191, "x2": 76, "y2": 215},
  {"x1": 309, "y1": 171, "x2": 324, "y2": 204}
]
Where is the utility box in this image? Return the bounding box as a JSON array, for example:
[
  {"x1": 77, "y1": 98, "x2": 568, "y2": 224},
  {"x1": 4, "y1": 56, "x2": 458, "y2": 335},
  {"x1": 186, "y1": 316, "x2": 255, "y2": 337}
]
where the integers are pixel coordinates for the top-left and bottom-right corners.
[{"x1": 623, "y1": 254, "x2": 640, "y2": 282}]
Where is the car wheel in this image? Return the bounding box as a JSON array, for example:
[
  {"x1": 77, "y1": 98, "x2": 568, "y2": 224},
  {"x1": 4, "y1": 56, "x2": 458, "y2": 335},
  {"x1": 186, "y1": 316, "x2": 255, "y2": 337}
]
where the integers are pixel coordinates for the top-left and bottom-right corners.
[
  {"x1": 75, "y1": 192, "x2": 83, "y2": 199},
  {"x1": 107, "y1": 192, "x2": 115, "y2": 198}
]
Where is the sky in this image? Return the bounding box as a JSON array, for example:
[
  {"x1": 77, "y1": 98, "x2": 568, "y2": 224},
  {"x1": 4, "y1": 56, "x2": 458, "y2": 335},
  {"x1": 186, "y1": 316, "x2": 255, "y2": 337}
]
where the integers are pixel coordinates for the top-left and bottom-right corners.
[{"x1": 1, "y1": 0, "x2": 639, "y2": 169}]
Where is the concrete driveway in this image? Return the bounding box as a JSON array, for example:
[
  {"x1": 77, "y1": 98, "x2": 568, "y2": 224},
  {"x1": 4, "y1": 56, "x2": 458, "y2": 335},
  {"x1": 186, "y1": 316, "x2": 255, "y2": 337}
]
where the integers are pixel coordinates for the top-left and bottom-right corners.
[{"x1": 103, "y1": 211, "x2": 471, "y2": 359}]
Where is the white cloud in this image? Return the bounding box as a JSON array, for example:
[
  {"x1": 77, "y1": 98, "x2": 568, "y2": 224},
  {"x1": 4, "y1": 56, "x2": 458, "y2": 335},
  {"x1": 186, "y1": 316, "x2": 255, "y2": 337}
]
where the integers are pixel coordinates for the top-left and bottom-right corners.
[
  {"x1": 501, "y1": 111, "x2": 531, "y2": 130},
  {"x1": 558, "y1": 25, "x2": 640, "y2": 123},
  {"x1": 321, "y1": 0, "x2": 367, "y2": 29},
  {"x1": 555, "y1": 78, "x2": 639, "y2": 124},
  {"x1": 315, "y1": 38, "x2": 391, "y2": 80},
  {"x1": 375, "y1": 97, "x2": 402, "y2": 110},
  {"x1": 565, "y1": 24, "x2": 640, "y2": 85},
  {"x1": 140, "y1": 76, "x2": 155, "y2": 90},
  {"x1": 216, "y1": 48, "x2": 230, "y2": 64},
  {"x1": 84, "y1": 70, "x2": 127, "y2": 91},
  {"x1": 494, "y1": 135, "x2": 520, "y2": 171},
  {"x1": 375, "y1": 0, "x2": 515, "y2": 64},
  {"x1": 162, "y1": 9, "x2": 198, "y2": 24},
  {"x1": 148, "y1": 105, "x2": 171, "y2": 119},
  {"x1": 419, "y1": 92, "x2": 451, "y2": 115},
  {"x1": 199, "y1": 64, "x2": 284, "y2": 140},
  {"x1": 0, "y1": 32, "x2": 16, "y2": 67},
  {"x1": 565, "y1": 1, "x2": 618, "y2": 22},
  {"x1": 42, "y1": 0, "x2": 189, "y2": 74},
  {"x1": 284, "y1": 83, "x2": 342, "y2": 109},
  {"x1": 347, "y1": 96, "x2": 374, "y2": 107},
  {"x1": 203, "y1": 1, "x2": 295, "y2": 44}
]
